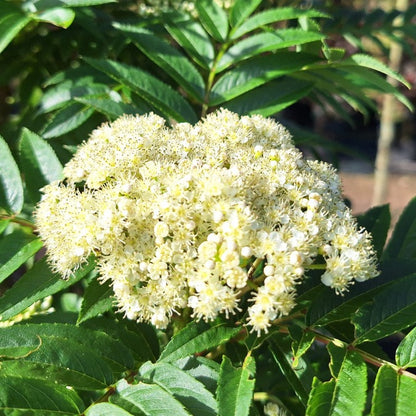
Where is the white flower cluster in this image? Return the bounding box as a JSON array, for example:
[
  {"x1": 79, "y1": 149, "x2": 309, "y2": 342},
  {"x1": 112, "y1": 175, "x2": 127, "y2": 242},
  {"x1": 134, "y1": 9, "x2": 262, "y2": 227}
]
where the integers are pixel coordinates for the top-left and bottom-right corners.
[{"x1": 35, "y1": 110, "x2": 378, "y2": 334}]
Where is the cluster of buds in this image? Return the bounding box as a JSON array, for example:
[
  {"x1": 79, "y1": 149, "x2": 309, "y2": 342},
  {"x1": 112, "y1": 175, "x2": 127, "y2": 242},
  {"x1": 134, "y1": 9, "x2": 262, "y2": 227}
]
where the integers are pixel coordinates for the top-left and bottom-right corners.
[{"x1": 35, "y1": 109, "x2": 378, "y2": 334}]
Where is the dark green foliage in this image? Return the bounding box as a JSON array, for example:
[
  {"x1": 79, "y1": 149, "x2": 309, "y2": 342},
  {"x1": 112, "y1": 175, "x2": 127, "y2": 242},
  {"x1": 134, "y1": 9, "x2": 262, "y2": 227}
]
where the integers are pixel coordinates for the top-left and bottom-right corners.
[{"x1": 0, "y1": 1, "x2": 416, "y2": 415}]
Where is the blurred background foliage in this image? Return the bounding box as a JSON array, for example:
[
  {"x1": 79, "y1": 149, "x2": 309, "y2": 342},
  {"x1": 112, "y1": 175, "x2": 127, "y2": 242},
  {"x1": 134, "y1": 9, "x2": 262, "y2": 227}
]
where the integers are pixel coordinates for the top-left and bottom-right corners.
[
  {"x1": 1, "y1": 1, "x2": 416, "y2": 414},
  {"x1": 1, "y1": 0, "x2": 415, "y2": 170}
]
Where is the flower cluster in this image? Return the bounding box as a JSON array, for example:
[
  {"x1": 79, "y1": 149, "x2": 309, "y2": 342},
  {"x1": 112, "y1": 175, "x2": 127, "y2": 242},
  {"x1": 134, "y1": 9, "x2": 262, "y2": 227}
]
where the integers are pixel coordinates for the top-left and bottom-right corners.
[{"x1": 35, "y1": 109, "x2": 378, "y2": 334}]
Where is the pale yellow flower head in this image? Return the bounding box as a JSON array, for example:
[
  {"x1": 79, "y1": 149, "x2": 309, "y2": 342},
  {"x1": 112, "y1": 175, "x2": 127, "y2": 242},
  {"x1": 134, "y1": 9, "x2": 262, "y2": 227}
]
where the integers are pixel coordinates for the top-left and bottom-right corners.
[{"x1": 35, "y1": 109, "x2": 378, "y2": 334}]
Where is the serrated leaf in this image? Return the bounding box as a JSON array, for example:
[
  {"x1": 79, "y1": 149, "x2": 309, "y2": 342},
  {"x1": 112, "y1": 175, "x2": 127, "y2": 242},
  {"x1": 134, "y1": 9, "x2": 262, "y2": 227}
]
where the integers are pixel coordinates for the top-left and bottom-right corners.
[
  {"x1": 111, "y1": 379, "x2": 191, "y2": 415},
  {"x1": 357, "y1": 204, "x2": 390, "y2": 259},
  {"x1": 33, "y1": 7, "x2": 75, "y2": 28},
  {"x1": 85, "y1": 403, "x2": 134, "y2": 416},
  {"x1": 0, "y1": 230, "x2": 43, "y2": 284},
  {"x1": 217, "y1": 29, "x2": 324, "y2": 72},
  {"x1": 269, "y1": 336, "x2": 309, "y2": 407},
  {"x1": 82, "y1": 317, "x2": 160, "y2": 363},
  {"x1": 174, "y1": 356, "x2": 220, "y2": 395},
  {"x1": 39, "y1": 82, "x2": 110, "y2": 114},
  {"x1": 229, "y1": 0, "x2": 262, "y2": 28},
  {"x1": 42, "y1": 102, "x2": 95, "y2": 138},
  {"x1": 19, "y1": 128, "x2": 63, "y2": 202},
  {"x1": 139, "y1": 361, "x2": 217, "y2": 415},
  {"x1": 289, "y1": 325, "x2": 315, "y2": 368},
  {"x1": 85, "y1": 58, "x2": 197, "y2": 123},
  {"x1": 0, "y1": 323, "x2": 134, "y2": 371},
  {"x1": 231, "y1": 7, "x2": 329, "y2": 39},
  {"x1": 306, "y1": 347, "x2": 367, "y2": 416},
  {"x1": 371, "y1": 365, "x2": 397, "y2": 416},
  {"x1": 305, "y1": 259, "x2": 416, "y2": 326},
  {"x1": 0, "y1": 257, "x2": 95, "y2": 321},
  {"x1": 158, "y1": 321, "x2": 241, "y2": 363},
  {"x1": 0, "y1": 134, "x2": 24, "y2": 214},
  {"x1": 165, "y1": 13, "x2": 214, "y2": 70},
  {"x1": 371, "y1": 365, "x2": 416, "y2": 416},
  {"x1": 210, "y1": 52, "x2": 319, "y2": 105},
  {"x1": 0, "y1": 343, "x2": 113, "y2": 390},
  {"x1": 0, "y1": 375, "x2": 85, "y2": 415},
  {"x1": 353, "y1": 273, "x2": 416, "y2": 344},
  {"x1": 224, "y1": 77, "x2": 312, "y2": 117},
  {"x1": 75, "y1": 95, "x2": 140, "y2": 120},
  {"x1": 343, "y1": 53, "x2": 411, "y2": 89},
  {"x1": 383, "y1": 197, "x2": 416, "y2": 260},
  {"x1": 343, "y1": 66, "x2": 412, "y2": 111},
  {"x1": 216, "y1": 355, "x2": 255, "y2": 416},
  {"x1": 396, "y1": 326, "x2": 416, "y2": 368},
  {"x1": 306, "y1": 378, "x2": 336, "y2": 416},
  {"x1": 0, "y1": 6, "x2": 31, "y2": 54},
  {"x1": 196, "y1": 0, "x2": 228, "y2": 42},
  {"x1": 77, "y1": 277, "x2": 115, "y2": 324},
  {"x1": 114, "y1": 24, "x2": 205, "y2": 102}
]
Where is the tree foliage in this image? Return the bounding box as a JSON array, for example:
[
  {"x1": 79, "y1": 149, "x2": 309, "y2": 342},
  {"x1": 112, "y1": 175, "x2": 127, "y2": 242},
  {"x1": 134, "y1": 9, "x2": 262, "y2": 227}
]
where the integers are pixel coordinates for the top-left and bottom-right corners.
[{"x1": 0, "y1": 1, "x2": 416, "y2": 415}]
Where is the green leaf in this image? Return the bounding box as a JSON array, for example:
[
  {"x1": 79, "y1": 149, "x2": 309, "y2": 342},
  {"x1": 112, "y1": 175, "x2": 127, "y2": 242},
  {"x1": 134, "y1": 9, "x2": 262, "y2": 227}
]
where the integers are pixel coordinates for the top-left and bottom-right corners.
[
  {"x1": 0, "y1": 324, "x2": 134, "y2": 390},
  {"x1": 174, "y1": 356, "x2": 220, "y2": 395},
  {"x1": 196, "y1": 0, "x2": 228, "y2": 42},
  {"x1": 39, "y1": 82, "x2": 110, "y2": 114},
  {"x1": 343, "y1": 66, "x2": 412, "y2": 111},
  {"x1": 50, "y1": 0, "x2": 116, "y2": 6},
  {"x1": 110, "y1": 379, "x2": 191, "y2": 416},
  {"x1": 357, "y1": 204, "x2": 390, "y2": 259},
  {"x1": 0, "y1": 344, "x2": 114, "y2": 390},
  {"x1": 306, "y1": 378, "x2": 336, "y2": 416},
  {"x1": 371, "y1": 365, "x2": 397, "y2": 416},
  {"x1": 396, "y1": 372, "x2": 416, "y2": 415},
  {"x1": 158, "y1": 321, "x2": 241, "y2": 363},
  {"x1": 0, "y1": 257, "x2": 95, "y2": 321},
  {"x1": 0, "y1": 230, "x2": 43, "y2": 284},
  {"x1": 75, "y1": 95, "x2": 140, "y2": 120},
  {"x1": 114, "y1": 24, "x2": 205, "y2": 102},
  {"x1": 210, "y1": 52, "x2": 319, "y2": 105},
  {"x1": 216, "y1": 355, "x2": 255, "y2": 416},
  {"x1": 165, "y1": 13, "x2": 214, "y2": 70},
  {"x1": 217, "y1": 29, "x2": 324, "y2": 72},
  {"x1": 83, "y1": 317, "x2": 160, "y2": 363},
  {"x1": 77, "y1": 277, "x2": 115, "y2": 324},
  {"x1": 42, "y1": 102, "x2": 95, "y2": 138},
  {"x1": 383, "y1": 197, "x2": 416, "y2": 260},
  {"x1": 85, "y1": 58, "x2": 197, "y2": 123},
  {"x1": 396, "y1": 326, "x2": 416, "y2": 368},
  {"x1": 224, "y1": 77, "x2": 312, "y2": 117},
  {"x1": 19, "y1": 128, "x2": 63, "y2": 202},
  {"x1": 0, "y1": 323, "x2": 134, "y2": 370},
  {"x1": 269, "y1": 336, "x2": 309, "y2": 407},
  {"x1": 342, "y1": 54, "x2": 411, "y2": 89},
  {"x1": 371, "y1": 365, "x2": 416, "y2": 416},
  {"x1": 289, "y1": 325, "x2": 315, "y2": 368},
  {"x1": 0, "y1": 5, "x2": 31, "y2": 54},
  {"x1": 352, "y1": 273, "x2": 416, "y2": 344},
  {"x1": 306, "y1": 260, "x2": 416, "y2": 326},
  {"x1": 0, "y1": 134, "x2": 24, "y2": 214},
  {"x1": 231, "y1": 7, "x2": 329, "y2": 39},
  {"x1": 139, "y1": 361, "x2": 217, "y2": 415},
  {"x1": 85, "y1": 403, "x2": 134, "y2": 416},
  {"x1": 0, "y1": 376, "x2": 85, "y2": 415},
  {"x1": 33, "y1": 7, "x2": 75, "y2": 29},
  {"x1": 229, "y1": 0, "x2": 262, "y2": 28},
  {"x1": 306, "y1": 345, "x2": 367, "y2": 416}
]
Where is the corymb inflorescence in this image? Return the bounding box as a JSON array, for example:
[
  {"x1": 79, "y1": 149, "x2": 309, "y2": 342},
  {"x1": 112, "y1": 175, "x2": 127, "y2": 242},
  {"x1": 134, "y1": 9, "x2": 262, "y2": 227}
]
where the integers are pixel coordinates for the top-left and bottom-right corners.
[{"x1": 35, "y1": 109, "x2": 378, "y2": 334}]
